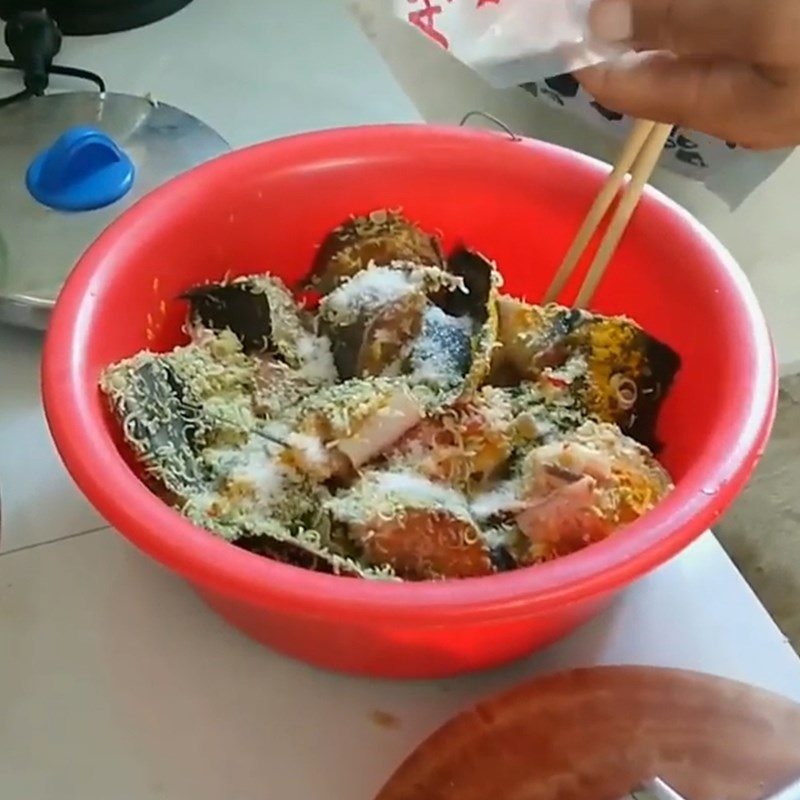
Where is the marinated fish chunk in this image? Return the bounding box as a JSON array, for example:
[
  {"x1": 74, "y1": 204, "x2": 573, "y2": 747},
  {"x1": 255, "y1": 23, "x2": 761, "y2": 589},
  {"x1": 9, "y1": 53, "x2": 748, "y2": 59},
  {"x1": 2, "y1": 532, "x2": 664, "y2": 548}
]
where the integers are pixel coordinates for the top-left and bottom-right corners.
[
  {"x1": 319, "y1": 265, "x2": 429, "y2": 379},
  {"x1": 184, "y1": 274, "x2": 336, "y2": 383},
  {"x1": 405, "y1": 248, "x2": 500, "y2": 397},
  {"x1": 101, "y1": 356, "x2": 211, "y2": 499},
  {"x1": 389, "y1": 386, "x2": 514, "y2": 491},
  {"x1": 432, "y1": 247, "x2": 497, "y2": 324},
  {"x1": 492, "y1": 299, "x2": 582, "y2": 381},
  {"x1": 318, "y1": 251, "x2": 500, "y2": 393},
  {"x1": 433, "y1": 248, "x2": 500, "y2": 396},
  {"x1": 285, "y1": 378, "x2": 425, "y2": 472},
  {"x1": 406, "y1": 304, "x2": 473, "y2": 386},
  {"x1": 100, "y1": 332, "x2": 263, "y2": 493},
  {"x1": 327, "y1": 471, "x2": 493, "y2": 579},
  {"x1": 181, "y1": 434, "x2": 394, "y2": 578},
  {"x1": 308, "y1": 209, "x2": 444, "y2": 293},
  {"x1": 235, "y1": 535, "x2": 398, "y2": 579},
  {"x1": 492, "y1": 298, "x2": 680, "y2": 449},
  {"x1": 515, "y1": 421, "x2": 673, "y2": 561}
]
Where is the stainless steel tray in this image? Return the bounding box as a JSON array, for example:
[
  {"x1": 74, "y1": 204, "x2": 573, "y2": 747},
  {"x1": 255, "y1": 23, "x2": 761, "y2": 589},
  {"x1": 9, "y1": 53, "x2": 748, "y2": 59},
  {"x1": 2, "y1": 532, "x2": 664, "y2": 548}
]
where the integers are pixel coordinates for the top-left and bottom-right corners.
[{"x1": 0, "y1": 91, "x2": 229, "y2": 329}]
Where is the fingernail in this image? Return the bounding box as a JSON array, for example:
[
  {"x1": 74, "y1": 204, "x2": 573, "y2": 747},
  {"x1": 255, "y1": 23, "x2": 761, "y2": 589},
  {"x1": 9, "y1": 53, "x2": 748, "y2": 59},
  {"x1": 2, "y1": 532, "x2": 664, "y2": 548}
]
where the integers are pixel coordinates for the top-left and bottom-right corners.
[{"x1": 590, "y1": 0, "x2": 632, "y2": 43}]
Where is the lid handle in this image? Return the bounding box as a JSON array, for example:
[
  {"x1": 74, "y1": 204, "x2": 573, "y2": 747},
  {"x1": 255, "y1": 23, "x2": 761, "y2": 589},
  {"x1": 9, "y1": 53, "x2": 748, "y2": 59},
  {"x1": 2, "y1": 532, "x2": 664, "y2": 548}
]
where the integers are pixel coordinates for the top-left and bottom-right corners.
[{"x1": 26, "y1": 125, "x2": 135, "y2": 212}]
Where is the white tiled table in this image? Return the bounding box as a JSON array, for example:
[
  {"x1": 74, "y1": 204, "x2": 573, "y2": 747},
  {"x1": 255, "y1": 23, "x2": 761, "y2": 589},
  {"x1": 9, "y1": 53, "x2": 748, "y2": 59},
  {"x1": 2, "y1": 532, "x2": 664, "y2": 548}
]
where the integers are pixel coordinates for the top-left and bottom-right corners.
[{"x1": 1, "y1": 3, "x2": 798, "y2": 799}]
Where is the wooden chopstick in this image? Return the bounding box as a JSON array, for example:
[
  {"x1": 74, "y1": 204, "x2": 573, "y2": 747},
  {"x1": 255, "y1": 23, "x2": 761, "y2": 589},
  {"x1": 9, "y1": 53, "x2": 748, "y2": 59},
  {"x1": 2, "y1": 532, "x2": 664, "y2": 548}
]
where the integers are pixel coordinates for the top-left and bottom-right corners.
[
  {"x1": 574, "y1": 122, "x2": 672, "y2": 307},
  {"x1": 543, "y1": 119, "x2": 656, "y2": 304},
  {"x1": 543, "y1": 120, "x2": 673, "y2": 307}
]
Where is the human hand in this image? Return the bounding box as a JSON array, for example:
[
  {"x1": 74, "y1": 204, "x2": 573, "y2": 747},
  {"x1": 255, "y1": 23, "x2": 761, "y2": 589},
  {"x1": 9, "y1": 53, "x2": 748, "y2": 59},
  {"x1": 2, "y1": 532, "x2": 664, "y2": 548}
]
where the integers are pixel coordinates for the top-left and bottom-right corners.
[{"x1": 576, "y1": 0, "x2": 800, "y2": 149}]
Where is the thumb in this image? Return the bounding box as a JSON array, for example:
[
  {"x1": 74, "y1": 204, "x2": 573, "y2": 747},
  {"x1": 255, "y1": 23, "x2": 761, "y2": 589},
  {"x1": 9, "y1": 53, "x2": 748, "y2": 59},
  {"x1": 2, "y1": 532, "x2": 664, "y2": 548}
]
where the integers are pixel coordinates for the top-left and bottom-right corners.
[
  {"x1": 575, "y1": 52, "x2": 785, "y2": 147},
  {"x1": 588, "y1": 0, "x2": 800, "y2": 66}
]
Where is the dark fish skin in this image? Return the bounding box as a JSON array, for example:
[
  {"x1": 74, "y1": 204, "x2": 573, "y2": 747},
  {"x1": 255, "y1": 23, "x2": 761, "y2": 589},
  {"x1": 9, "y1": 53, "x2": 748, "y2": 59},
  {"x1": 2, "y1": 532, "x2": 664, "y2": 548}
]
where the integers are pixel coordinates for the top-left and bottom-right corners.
[
  {"x1": 116, "y1": 359, "x2": 209, "y2": 495},
  {"x1": 182, "y1": 281, "x2": 273, "y2": 353},
  {"x1": 412, "y1": 308, "x2": 472, "y2": 379},
  {"x1": 627, "y1": 335, "x2": 682, "y2": 454},
  {"x1": 494, "y1": 297, "x2": 681, "y2": 454},
  {"x1": 552, "y1": 307, "x2": 585, "y2": 338},
  {"x1": 543, "y1": 310, "x2": 680, "y2": 452},
  {"x1": 324, "y1": 317, "x2": 367, "y2": 380},
  {"x1": 489, "y1": 545, "x2": 518, "y2": 573},
  {"x1": 306, "y1": 210, "x2": 445, "y2": 294},
  {"x1": 566, "y1": 321, "x2": 681, "y2": 455},
  {"x1": 236, "y1": 537, "x2": 338, "y2": 574},
  {"x1": 433, "y1": 247, "x2": 494, "y2": 323},
  {"x1": 321, "y1": 281, "x2": 427, "y2": 380}
]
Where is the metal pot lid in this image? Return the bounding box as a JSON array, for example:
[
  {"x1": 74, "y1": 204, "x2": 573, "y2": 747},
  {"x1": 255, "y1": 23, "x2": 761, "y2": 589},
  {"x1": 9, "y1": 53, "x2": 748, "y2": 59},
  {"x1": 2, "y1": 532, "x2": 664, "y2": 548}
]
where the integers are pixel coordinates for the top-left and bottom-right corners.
[{"x1": 0, "y1": 91, "x2": 230, "y2": 330}]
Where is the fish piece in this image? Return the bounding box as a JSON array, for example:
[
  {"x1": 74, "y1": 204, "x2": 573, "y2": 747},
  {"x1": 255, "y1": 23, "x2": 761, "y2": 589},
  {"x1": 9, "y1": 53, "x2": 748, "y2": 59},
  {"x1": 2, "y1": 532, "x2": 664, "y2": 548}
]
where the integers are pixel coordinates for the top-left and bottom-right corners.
[
  {"x1": 577, "y1": 316, "x2": 681, "y2": 451},
  {"x1": 506, "y1": 381, "x2": 591, "y2": 447},
  {"x1": 492, "y1": 299, "x2": 584, "y2": 382},
  {"x1": 100, "y1": 355, "x2": 211, "y2": 500},
  {"x1": 102, "y1": 331, "x2": 263, "y2": 480},
  {"x1": 164, "y1": 424, "x2": 397, "y2": 578},
  {"x1": 356, "y1": 292, "x2": 427, "y2": 377},
  {"x1": 281, "y1": 432, "x2": 352, "y2": 483},
  {"x1": 432, "y1": 247, "x2": 497, "y2": 324},
  {"x1": 308, "y1": 209, "x2": 444, "y2": 294},
  {"x1": 184, "y1": 274, "x2": 336, "y2": 383},
  {"x1": 320, "y1": 273, "x2": 426, "y2": 379},
  {"x1": 103, "y1": 334, "x2": 324, "y2": 522},
  {"x1": 355, "y1": 510, "x2": 492, "y2": 580},
  {"x1": 183, "y1": 280, "x2": 273, "y2": 353},
  {"x1": 205, "y1": 515, "x2": 400, "y2": 581},
  {"x1": 335, "y1": 388, "x2": 424, "y2": 468},
  {"x1": 492, "y1": 298, "x2": 680, "y2": 450},
  {"x1": 388, "y1": 386, "x2": 514, "y2": 491},
  {"x1": 286, "y1": 378, "x2": 426, "y2": 471},
  {"x1": 515, "y1": 420, "x2": 673, "y2": 561},
  {"x1": 318, "y1": 264, "x2": 461, "y2": 380},
  {"x1": 437, "y1": 248, "x2": 501, "y2": 396},
  {"x1": 406, "y1": 304, "x2": 474, "y2": 388},
  {"x1": 515, "y1": 474, "x2": 609, "y2": 561},
  {"x1": 235, "y1": 536, "x2": 392, "y2": 578},
  {"x1": 404, "y1": 248, "x2": 501, "y2": 397},
  {"x1": 253, "y1": 358, "x2": 320, "y2": 420},
  {"x1": 318, "y1": 256, "x2": 494, "y2": 387},
  {"x1": 327, "y1": 471, "x2": 493, "y2": 579}
]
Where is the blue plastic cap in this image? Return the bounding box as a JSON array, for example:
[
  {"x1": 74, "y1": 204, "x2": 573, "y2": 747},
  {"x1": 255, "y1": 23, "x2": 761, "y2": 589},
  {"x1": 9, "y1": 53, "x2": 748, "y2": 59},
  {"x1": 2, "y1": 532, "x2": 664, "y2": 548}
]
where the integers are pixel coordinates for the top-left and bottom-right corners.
[{"x1": 26, "y1": 125, "x2": 135, "y2": 212}]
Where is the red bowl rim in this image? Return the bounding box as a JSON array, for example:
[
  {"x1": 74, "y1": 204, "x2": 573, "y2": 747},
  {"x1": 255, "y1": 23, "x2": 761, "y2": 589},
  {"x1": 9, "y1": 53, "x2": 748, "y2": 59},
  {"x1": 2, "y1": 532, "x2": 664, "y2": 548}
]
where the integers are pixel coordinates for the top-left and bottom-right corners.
[{"x1": 42, "y1": 124, "x2": 777, "y2": 624}]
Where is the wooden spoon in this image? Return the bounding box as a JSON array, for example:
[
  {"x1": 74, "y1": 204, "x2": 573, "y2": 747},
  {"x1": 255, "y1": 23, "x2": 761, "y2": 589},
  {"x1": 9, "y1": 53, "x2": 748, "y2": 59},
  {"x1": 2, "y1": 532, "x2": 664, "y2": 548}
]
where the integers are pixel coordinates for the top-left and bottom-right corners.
[{"x1": 376, "y1": 667, "x2": 800, "y2": 800}]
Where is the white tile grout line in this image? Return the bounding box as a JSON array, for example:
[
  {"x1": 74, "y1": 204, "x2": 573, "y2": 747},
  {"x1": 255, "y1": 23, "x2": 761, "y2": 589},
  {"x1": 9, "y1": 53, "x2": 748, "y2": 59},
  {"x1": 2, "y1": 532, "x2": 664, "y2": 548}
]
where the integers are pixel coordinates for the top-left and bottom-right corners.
[{"x1": 0, "y1": 525, "x2": 111, "y2": 558}]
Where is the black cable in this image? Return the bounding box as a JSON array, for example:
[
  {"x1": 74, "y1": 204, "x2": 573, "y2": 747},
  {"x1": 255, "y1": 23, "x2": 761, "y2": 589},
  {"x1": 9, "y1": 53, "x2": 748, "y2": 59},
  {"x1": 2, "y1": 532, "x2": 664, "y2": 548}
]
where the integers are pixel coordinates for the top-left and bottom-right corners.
[
  {"x1": 0, "y1": 86, "x2": 31, "y2": 107},
  {"x1": 48, "y1": 63, "x2": 105, "y2": 93},
  {"x1": 0, "y1": 56, "x2": 106, "y2": 108}
]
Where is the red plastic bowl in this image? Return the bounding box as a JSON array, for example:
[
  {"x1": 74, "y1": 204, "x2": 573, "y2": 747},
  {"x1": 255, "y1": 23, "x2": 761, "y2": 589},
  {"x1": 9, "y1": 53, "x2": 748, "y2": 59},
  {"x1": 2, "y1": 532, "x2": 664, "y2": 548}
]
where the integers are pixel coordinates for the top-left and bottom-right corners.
[{"x1": 43, "y1": 125, "x2": 776, "y2": 678}]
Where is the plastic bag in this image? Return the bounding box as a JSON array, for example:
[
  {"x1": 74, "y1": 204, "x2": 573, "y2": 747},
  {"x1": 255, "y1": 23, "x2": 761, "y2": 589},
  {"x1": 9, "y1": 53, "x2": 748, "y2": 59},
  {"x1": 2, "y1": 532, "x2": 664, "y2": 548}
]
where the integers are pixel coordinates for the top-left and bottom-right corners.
[
  {"x1": 394, "y1": 0, "x2": 624, "y2": 87},
  {"x1": 518, "y1": 77, "x2": 793, "y2": 208},
  {"x1": 391, "y1": 1, "x2": 793, "y2": 207}
]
